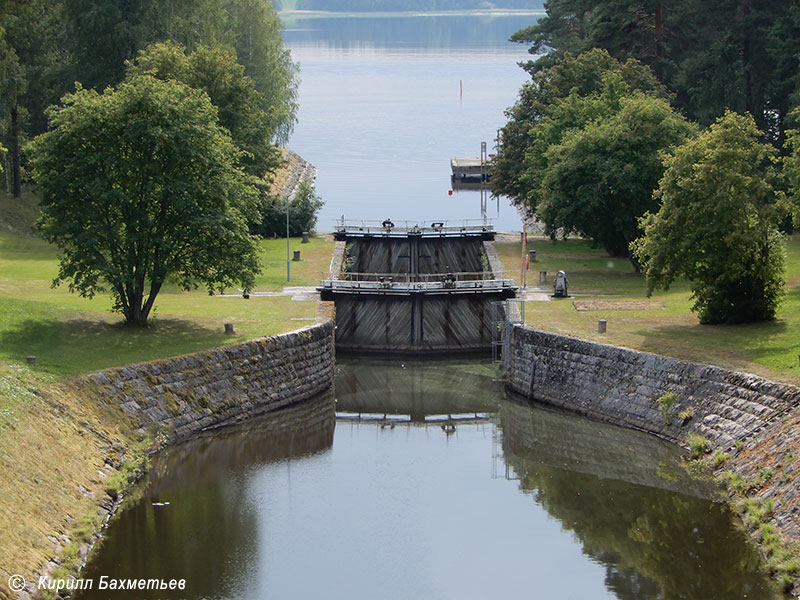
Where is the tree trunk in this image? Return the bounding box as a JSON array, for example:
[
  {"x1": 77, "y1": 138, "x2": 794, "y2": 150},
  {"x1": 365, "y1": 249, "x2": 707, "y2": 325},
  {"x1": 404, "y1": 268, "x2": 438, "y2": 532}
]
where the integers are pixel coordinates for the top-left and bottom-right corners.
[
  {"x1": 740, "y1": 0, "x2": 753, "y2": 117},
  {"x1": 10, "y1": 104, "x2": 21, "y2": 199},
  {"x1": 654, "y1": 4, "x2": 663, "y2": 44}
]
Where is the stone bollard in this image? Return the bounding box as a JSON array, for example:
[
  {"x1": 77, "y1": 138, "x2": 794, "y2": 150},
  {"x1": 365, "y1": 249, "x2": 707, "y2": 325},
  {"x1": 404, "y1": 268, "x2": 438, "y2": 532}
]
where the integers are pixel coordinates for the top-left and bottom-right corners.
[
  {"x1": 224, "y1": 323, "x2": 235, "y2": 335},
  {"x1": 301, "y1": 231, "x2": 310, "y2": 243},
  {"x1": 293, "y1": 250, "x2": 301, "y2": 261},
  {"x1": 539, "y1": 270, "x2": 547, "y2": 284},
  {"x1": 598, "y1": 319, "x2": 607, "y2": 333},
  {"x1": 26, "y1": 355, "x2": 36, "y2": 365}
]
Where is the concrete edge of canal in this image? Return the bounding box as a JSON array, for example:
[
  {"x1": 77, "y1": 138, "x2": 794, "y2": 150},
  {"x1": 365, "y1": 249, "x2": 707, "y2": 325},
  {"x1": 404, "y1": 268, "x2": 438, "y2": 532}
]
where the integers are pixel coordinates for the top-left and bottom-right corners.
[{"x1": 507, "y1": 323, "x2": 800, "y2": 594}]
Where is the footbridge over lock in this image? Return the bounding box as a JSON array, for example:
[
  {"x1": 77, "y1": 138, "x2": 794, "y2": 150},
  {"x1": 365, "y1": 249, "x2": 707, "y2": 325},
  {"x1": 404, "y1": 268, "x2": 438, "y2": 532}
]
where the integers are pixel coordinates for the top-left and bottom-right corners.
[{"x1": 319, "y1": 219, "x2": 518, "y2": 354}]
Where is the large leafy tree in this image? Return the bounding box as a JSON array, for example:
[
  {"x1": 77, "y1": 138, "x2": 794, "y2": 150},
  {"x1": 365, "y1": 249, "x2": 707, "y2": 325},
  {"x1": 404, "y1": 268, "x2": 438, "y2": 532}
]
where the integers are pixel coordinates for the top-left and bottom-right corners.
[
  {"x1": 538, "y1": 92, "x2": 695, "y2": 258},
  {"x1": 512, "y1": 0, "x2": 798, "y2": 146},
  {"x1": 61, "y1": 0, "x2": 298, "y2": 141},
  {"x1": 632, "y1": 111, "x2": 785, "y2": 324},
  {"x1": 126, "y1": 41, "x2": 281, "y2": 178},
  {"x1": 490, "y1": 48, "x2": 665, "y2": 213},
  {"x1": 0, "y1": 0, "x2": 64, "y2": 197},
  {"x1": 28, "y1": 74, "x2": 261, "y2": 326},
  {"x1": 225, "y1": 0, "x2": 298, "y2": 145}
]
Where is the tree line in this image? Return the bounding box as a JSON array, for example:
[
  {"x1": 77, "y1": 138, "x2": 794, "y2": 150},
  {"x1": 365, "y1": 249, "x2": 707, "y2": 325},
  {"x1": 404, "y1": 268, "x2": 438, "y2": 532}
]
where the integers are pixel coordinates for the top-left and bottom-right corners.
[
  {"x1": 491, "y1": 2, "x2": 800, "y2": 325},
  {"x1": 0, "y1": 0, "x2": 298, "y2": 197},
  {"x1": 1, "y1": 0, "x2": 324, "y2": 326}
]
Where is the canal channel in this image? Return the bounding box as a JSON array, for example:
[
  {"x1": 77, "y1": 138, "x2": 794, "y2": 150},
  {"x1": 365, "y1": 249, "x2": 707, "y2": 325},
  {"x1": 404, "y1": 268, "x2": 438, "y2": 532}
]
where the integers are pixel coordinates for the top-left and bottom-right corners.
[{"x1": 77, "y1": 357, "x2": 779, "y2": 600}]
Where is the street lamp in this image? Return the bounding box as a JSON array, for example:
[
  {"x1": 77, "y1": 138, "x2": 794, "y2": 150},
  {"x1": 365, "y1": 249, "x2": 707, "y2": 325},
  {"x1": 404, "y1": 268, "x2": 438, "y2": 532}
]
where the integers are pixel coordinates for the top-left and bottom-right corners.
[{"x1": 286, "y1": 193, "x2": 291, "y2": 282}]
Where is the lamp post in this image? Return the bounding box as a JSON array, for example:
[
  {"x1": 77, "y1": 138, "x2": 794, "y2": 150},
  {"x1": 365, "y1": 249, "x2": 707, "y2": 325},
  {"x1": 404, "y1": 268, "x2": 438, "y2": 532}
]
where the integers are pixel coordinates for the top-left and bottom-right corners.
[{"x1": 286, "y1": 194, "x2": 291, "y2": 282}]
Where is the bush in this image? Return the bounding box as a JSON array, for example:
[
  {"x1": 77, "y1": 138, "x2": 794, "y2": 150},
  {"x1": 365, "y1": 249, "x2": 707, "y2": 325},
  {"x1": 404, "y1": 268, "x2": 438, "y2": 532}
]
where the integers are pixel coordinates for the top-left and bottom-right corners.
[{"x1": 252, "y1": 181, "x2": 324, "y2": 237}]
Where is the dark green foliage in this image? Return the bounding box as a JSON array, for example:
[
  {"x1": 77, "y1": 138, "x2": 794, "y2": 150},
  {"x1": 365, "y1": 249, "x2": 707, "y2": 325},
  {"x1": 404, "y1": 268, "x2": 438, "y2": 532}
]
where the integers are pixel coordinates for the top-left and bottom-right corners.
[
  {"x1": 539, "y1": 92, "x2": 695, "y2": 258},
  {"x1": 60, "y1": 0, "x2": 298, "y2": 139},
  {"x1": 126, "y1": 41, "x2": 281, "y2": 178},
  {"x1": 28, "y1": 75, "x2": 261, "y2": 326},
  {"x1": 252, "y1": 181, "x2": 324, "y2": 238},
  {"x1": 513, "y1": 0, "x2": 800, "y2": 145},
  {"x1": 632, "y1": 111, "x2": 785, "y2": 324},
  {"x1": 490, "y1": 48, "x2": 665, "y2": 212}
]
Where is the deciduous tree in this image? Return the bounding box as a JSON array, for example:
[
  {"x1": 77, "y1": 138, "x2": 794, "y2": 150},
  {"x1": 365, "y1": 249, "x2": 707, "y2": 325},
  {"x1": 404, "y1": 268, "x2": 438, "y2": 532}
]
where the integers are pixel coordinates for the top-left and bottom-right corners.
[
  {"x1": 538, "y1": 92, "x2": 695, "y2": 258},
  {"x1": 126, "y1": 41, "x2": 281, "y2": 178},
  {"x1": 490, "y1": 48, "x2": 665, "y2": 214},
  {"x1": 632, "y1": 111, "x2": 785, "y2": 324},
  {"x1": 29, "y1": 75, "x2": 261, "y2": 326}
]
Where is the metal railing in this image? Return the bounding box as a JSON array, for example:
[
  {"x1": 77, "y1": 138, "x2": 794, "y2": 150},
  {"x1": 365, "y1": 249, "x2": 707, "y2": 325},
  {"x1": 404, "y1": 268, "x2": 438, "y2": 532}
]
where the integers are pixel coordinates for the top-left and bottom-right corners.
[
  {"x1": 319, "y1": 276, "x2": 516, "y2": 294},
  {"x1": 337, "y1": 270, "x2": 501, "y2": 283},
  {"x1": 333, "y1": 217, "x2": 494, "y2": 237}
]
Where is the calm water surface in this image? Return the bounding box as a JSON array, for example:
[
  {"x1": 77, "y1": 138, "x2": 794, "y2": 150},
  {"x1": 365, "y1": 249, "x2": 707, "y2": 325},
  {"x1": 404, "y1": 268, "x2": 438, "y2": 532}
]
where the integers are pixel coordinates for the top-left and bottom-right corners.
[
  {"x1": 78, "y1": 358, "x2": 778, "y2": 600},
  {"x1": 282, "y1": 13, "x2": 539, "y2": 232}
]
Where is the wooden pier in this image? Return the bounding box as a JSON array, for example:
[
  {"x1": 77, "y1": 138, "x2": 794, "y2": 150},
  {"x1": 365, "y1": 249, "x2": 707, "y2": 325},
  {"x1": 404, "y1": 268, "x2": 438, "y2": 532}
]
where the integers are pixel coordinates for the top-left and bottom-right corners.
[{"x1": 320, "y1": 219, "x2": 517, "y2": 354}]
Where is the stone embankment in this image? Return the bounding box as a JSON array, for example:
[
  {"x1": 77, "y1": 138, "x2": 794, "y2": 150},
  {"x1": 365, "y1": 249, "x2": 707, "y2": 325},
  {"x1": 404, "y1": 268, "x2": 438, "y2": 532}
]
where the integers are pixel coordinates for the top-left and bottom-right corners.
[
  {"x1": 83, "y1": 318, "x2": 335, "y2": 444},
  {"x1": 507, "y1": 326, "x2": 800, "y2": 450},
  {"x1": 271, "y1": 148, "x2": 317, "y2": 202},
  {"x1": 17, "y1": 315, "x2": 336, "y2": 600},
  {"x1": 506, "y1": 324, "x2": 800, "y2": 578}
]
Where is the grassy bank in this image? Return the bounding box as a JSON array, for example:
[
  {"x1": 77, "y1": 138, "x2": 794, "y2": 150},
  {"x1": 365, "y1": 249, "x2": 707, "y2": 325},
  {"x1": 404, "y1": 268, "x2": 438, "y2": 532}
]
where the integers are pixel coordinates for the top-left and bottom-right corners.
[
  {"x1": 0, "y1": 191, "x2": 336, "y2": 594},
  {"x1": 0, "y1": 196, "x2": 333, "y2": 377},
  {"x1": 495, "y1": 235, "x2": 800, "y2": 385},
  {"x1": 0, "y1": 364, "x2": 142, "y2": 596}
]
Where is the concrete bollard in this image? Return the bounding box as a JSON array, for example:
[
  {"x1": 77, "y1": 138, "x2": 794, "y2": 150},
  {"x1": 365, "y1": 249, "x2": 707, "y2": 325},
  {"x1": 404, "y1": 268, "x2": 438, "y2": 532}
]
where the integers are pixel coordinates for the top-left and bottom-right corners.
[
  {"x1": 224, "y1": 323, "x2": 235, "y2": 335},
  {"x1": 26, "y1": 355, "x2": 36, "y2": 365},
  {"x1": 293, "y1": 250, "x2": 301, "y2": 261},
  {"x1": 539, "y1": 270, "x2": 547, "y2": 284},
  {"x1": 598, "y1": 319, "x2": 607, "y2": 333},
  {"x1": 301, "y1": 231, "x2": 310, "y2": 243}
]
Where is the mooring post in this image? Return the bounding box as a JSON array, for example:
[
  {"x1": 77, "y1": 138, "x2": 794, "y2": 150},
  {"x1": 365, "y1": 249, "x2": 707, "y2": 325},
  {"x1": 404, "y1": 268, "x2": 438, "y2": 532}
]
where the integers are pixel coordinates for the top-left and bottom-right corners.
[{"x1": 598, "y1": 319, "x2": 607, "y2": 333}]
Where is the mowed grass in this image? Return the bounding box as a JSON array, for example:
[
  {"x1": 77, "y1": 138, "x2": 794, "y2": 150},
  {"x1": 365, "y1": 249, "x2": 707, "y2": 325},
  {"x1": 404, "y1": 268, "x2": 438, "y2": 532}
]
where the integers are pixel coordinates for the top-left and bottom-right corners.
[
  {"x1": 496, "y1": 235, "x2": 800, "y2": 385},
  {"x1": 0, "y1": 225, "x2": 334, "y2": 377}
]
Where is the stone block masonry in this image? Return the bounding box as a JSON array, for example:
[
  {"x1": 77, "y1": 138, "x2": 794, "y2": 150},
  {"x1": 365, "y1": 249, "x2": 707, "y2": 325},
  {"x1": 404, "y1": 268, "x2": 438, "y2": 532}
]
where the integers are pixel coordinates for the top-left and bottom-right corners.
[
  {"x1": 506, "y1": 324, "x2": 800, "y2": 570},
  {"x1": 82, "y1": 318, "x2": 335, "y2": 444},
  {"x1": 507, "y1": 325, "x2": 800, "y2": 451}
]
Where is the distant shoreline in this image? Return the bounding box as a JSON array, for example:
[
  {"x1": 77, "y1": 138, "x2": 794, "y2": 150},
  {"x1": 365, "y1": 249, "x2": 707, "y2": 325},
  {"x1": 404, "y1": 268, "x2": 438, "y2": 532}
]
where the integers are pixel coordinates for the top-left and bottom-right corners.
[{"x1": 279, "y1": 8, "x2": 546, "y2": 19}]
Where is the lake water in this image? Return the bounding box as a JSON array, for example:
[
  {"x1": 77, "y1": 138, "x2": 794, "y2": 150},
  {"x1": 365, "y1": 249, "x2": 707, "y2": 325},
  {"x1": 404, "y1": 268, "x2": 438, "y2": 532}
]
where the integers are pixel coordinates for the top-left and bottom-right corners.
[
  {"x1": 77, "y1": 357, "x2": 778, "y2": 600},
  {"x1": 282, "y1": 12, "x2": 541, "y2": 232}
]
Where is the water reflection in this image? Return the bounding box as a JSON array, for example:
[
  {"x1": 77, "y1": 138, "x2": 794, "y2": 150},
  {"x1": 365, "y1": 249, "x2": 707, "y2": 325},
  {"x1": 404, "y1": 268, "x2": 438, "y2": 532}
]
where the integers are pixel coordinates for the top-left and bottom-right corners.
[
  {"x1": 78, "y1": 393, "x2": 335, "y2": 600},
  {"x1": 77, "y1": 359, "x2": 778, "y2": 600},
  {"x1": 501, "y1": 396, "x2": 776, "y2": 599}
]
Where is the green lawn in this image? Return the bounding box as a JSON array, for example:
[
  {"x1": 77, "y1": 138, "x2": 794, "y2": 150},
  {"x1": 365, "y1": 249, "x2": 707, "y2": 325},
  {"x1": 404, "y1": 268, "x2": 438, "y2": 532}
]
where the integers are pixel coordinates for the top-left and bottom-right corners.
[
  {"x1": 0, "y1": 228, "x2": 334, "y2": 376},
  {"x1": 496, "y1": 235, "x2": 800, "y2": 385}
]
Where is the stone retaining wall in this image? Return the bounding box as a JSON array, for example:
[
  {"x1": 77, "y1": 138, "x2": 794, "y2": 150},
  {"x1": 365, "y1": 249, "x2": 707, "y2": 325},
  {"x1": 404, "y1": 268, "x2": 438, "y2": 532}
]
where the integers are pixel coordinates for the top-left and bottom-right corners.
[
  {"x1": 83, "y1": 318, "x2": 335, "y2": 444},
  {"x1": 507, "y1": 325, "x2": 800, "y2": 450}
]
